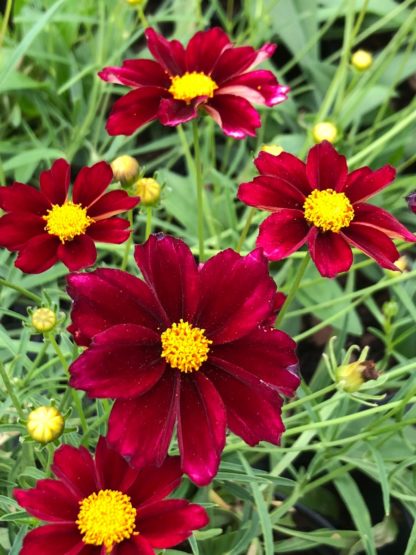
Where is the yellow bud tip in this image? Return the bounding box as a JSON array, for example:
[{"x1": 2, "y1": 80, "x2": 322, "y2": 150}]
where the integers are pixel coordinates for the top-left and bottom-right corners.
[
  {"x1": 260, "y1": 144, "x2": 284, "y2": 156},
  {"x1": 126, "y1": 0, "x2": 145, "y2": 4},
  {"x1": 386, "y1": 255, "x2": 410, "y2": 276},
  {"x1": 31, "y1": 308, "x2": 57, "y2": 333},
  {"x1": 312, "y1": 121, "x2": 338, "y2": 144},
  {"x1": 111, "y1": 155, "x2": 140, "y2": 184},
  {"x1": 351, "y1": 49, "x2": 373, "y2": 71},
  {"x1": 135, "y1": 177, "x2": 161, "y2": 207},
  {"x1": 336, "y1": 361, "x2": 378, "y2": 393},
  {"x1": 27, "y1": 406, "x2": 64, "y2": 443}
]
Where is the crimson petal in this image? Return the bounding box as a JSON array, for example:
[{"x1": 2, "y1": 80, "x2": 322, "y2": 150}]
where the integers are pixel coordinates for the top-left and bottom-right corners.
[
  {"x1": 137, "y1": 499, "x2": 208, "y2": 548},
  {"x1": 204, "y1": 94, "x2": 261, "y2": 139},
  {"x1": 212, "y1": 46, "x2": 257, "y2": 83},
  {"x1": 108, "y1": 371, "x2": 179, "y2": 468},
  {"x1": 72, "y1": 161, "x2": 113, "y2": 208},
  {"x1": 39, "y1": 159, "x2": 70, "y2": 205},
  {"x1": 158, "y1": 97, "x2": 204, "y2": 126},
  {"x1": 196, "y1": 248, "x2": 276, "y2": 343},
  {"x1": 341, "y1": 223, "x2": 400, "y2": 270},
  {"x1": 87, "y1": 218, "x2": 131, "y2": 244},
  {"x1": 127, "y1": 457, "x2": 182, "y2": 506},
  {"x1": 51, "y1": 444, "x2": 97, "y2": 499},
  {"x1": 305, "y1": 141, "x2": 348, "y2": 191},
  {"x1": 254, "y1": 151, "x2": 311, "y2": 196},
  {"x1": 353, "y1": 203, "x2": 416, "y2": 241},
  {"x1": 14, "y1": 480, "x2": 79, "y2": 522},
  {"x1": 95, "y1": 437, "x2": 138, "y2": 492},
  {"x1": 344, "y1": 165, "x2": 396, "y2": 203},
  {"x1": 0, "y1": 182, "x2": 50, "y2": 214},
  {"x1": 69, "y1": 324, "x2": 163, "y2": 399},
  {"x1": 308, "y1": 228, "x2": 353, "y2": 278},
  {"x1": 87, "y1": 190, "x2": 139, "y2": 220},
  {"x1": 238, "y1": 175, "x2": 305, "y2": 211},
  {"x1": 134, "y1": 234, "x2": 200, "y2": 324},
  {"x1": 257, "y1": 211, "x2": 310, "y2": 260},
  {"x1": 221, "y1": 70, "x2": 289, "y2": 106},
  {"x1": 185, "y1": 27, "x2": 231, "y2": 73},
  {"x1": 178, "y1": 374, "x2": 226, "y2": 485},
  {"x1": 19, "y1": 524, "x2": 84, "y2": 555},
  {"x1": 0, "y1": 213, "x2": 46, "y2": 250},
  {"x1": 99, "y1": 59, "x2": 170, "y2": 88},
  {"x1": 57, "y1": 235, "x2": 97, "y2": 271},
  {"x1": 106, "y1": 87, "x2": 163, "y2": 136},
  {"x1": 15, "y1": 234, "x2": 59, "y2": 273},
  {"x1": 145, "y1": 28, "x2": 186, "y2": 75},
  {"x1": 113, "y1": 538, "x2": 153, "y2": 555}
]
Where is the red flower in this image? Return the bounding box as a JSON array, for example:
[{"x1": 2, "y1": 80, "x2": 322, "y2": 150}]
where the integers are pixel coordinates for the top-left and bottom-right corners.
[
  {"x1": 67, "y1": 234, "x2": 299, "y2": 486},
  {"x1": 238, "y1": 141, "x2": 416, "y2": 278},
  {"x1": 0, "y1": 159, "x2": 138, "y2": 273},
  {"x1": 14, "y1": 437, "x2": 208, "y2": 554},
  {"x1": 98, "y1": 27, "x2": 289, "y2": 139}
]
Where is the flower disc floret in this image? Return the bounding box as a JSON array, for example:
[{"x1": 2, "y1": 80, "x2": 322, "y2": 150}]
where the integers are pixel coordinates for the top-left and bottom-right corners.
[
  {"x1": 168, "y1": 72, "x2": 218, "y2": 104},
  {"x1": 303, "y1": 189, "x2": 354, "y2": 233},
  {"x1": 161, "y1": 319, "x2": 212, "y2": 373},
  {"x1": 76, "y1": 489, "x2": 137, "y2": 553},
  {"x1": 43, "y1": 201, "x2": 94, "y2": 243}
]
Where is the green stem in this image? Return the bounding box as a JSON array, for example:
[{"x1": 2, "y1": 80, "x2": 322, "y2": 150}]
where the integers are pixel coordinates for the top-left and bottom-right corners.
[
  {"x1": 0, "y1": 0, "x2": 13, "y2": 48},
  {"x1": 145, "y1": 207, "x2": 153, "y2": 240},
  {"x1": 275, "y1": 255, "x2": 309, "y2": 328},
  {"x1": 236, "y1": 207, "x2": 256, "y2": 253},
  {"x1": 192, "y1": 119, "x2": 205, "y2": 261},
  {"x1": 283, "y1": 383, "x2": 337, "y2": 412},
  {"x1": 0, "y1": 277, "x2": 42, "y2": 303},
  {"x1": 121, "y1": 210, "x2": 134, "y2": 270},
  {"x1": 0, "y1": 361, "x2": 26, "y2": 420}
]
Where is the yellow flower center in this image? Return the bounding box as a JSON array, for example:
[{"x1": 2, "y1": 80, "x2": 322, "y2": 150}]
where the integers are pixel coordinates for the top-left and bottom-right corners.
[
  {"x1": 303, "y1": 189, "x2": 354, "y2": 233},
  {"x1": 168, "y1": 72, "x2": 218, "y2": 104},
  {"x1": 77, "y1": 489, "x2": 137, "y2": 554},
  {"x1": 43, "y1": 201, "x2": 94, "y2": 243},
  {"x1": 161, "y1": 319, "x2": 212, "y2": 373}
]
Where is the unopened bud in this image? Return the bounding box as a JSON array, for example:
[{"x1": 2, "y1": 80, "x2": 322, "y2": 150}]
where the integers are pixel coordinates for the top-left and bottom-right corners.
[
  {"x1": 27, "y1": 406, "x2": 64, "y2": 443},
  {"x1": 336, "y1": 360, "x2": 379, "y2": 393},
  {"x1": 386, "y1": 255, "x2": 410, "y2": 277},
  {"x1": 312, "y1": 121, "x2": 338, "y2": 144},
  {"x1": 383, "y1": 300, "x2": 399, "y2": 319},
  {"x1": 406, "y1": 191, "x2": 416, "y2": 214},
  {"x1": 351, "y1": 50, "x2": 373, "y2": 71},
  {"x1": 261, "y1": 144, "x2": 284, "y2": 156},
  {"x1": 111, "y1": 155, "x2": 140, "y2": 185},
  {"x1": 135, "y1": 177, "x2": 161, "y2": 207},
  {"x1": 31, "y1": 308, "x2": 57, "y2": 333}
]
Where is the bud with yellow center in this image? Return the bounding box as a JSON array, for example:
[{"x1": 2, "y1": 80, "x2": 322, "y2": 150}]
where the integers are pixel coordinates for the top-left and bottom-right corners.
[
  {"x1": 27, "y1": 406, "x2": 64, "y2": 443},
  {"x1": 31, "y1": 307, "x2": 57, "y2": 333},
  {"x1": 351, "y1": 50, "x2": 373, "y2": 71},
  {"x1": 312, "y1": 121, "x2": 338, "y2": 144},
  {"x1": 111, "y1": 155, "x2": 140, "y2": 185},
  {"x1": 336, "y1": 360, "x2": 379, "y2": 393},
  {"x1": 135, "y1": 177, "x2": 161, "y2": 207},
  {"x1": 260, "y1": 144, "x2": 284, "y2": 156}
]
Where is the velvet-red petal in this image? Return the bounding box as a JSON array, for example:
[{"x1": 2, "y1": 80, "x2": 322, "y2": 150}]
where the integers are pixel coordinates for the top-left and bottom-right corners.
[
  {"x1": 204, "y1": 94, "x2": 261, "y2": 139},
  {"x1": 344, "y1": 165, "x2": 396, "y2": 203},
  {"x1": 15, "y1": 234, "x2": 59, "y2": 273},
  {"x1": 158, "y1": 97, "x2": 203, "y2": 126},
  {"x1": 145, "y1": 28, "x2": 186, "y2": 75},
  {"x1": 341, "y1": 223, "x2": 400, "y2": 270},
  {"x1": 307, "y1": 228, "x2": 353, "y2": 278},
  {"x1": 99, "y1": 58, "x2": 170, "y2": 88},
  {"x1": 221, "y1": 70, "x2": 289, "y2": 106},
  {"x1": 39, "y1": 158, "x2": 70, "y2": 205},
  {"x1": 106, "y1": 87, "x2": 163, "y2": 136},
  {"x1": 353, "y1": 203, "x2": 416, "y2": 241},
  {"x1": 57, "y1": 234, "x2": 97, "y2": 271},
  {"x1": 14, "y1": 480, "x2": 79, "y2": 522},
  {"x1": 86, "y1": 218, "x2": 131, "y2": 244},
  {"x1": 254, "y1": 151, "x2": 311, "y2": 196},
  {"x1": 238, "y1": 175, "x2": 306, "y2": 211},
  {"x1": 19, "y1": 524, "x2": 84, "y2": 555},
  {"x1": 257, "y1": 211, "x2": 310, "y2": 260},
  {"x1": 69, "y1": 324, "x2": 164, "y2": 399},
  {"x1": 94, "y1": 437, "x2": 138, "y2": 493},
  {"x1": 0, "y1": 213, "x2": 46, "y2": 250},
  {"x1": 127, "y1": 457, "x2": 182, "y2": 506},
  {"x1": 87, "y1": 190, "x2": 139, "y2": 220},
  {"x1": 305, "y1": 141, "x2": 348, "y2": 191},
  {"x1": 185, "y1": 27, "x2": 231, "y2": 74},
  {"x1": 72, "y1": 161, "x2": 113, "y2": 208},
  {"x1": 0, "y1": 182, "x2": 50, "y2": 214},
  {"x1": 51, "y1": 444, "x2": 98, "y2": 499},
  {"x1": 177, "y1": 374, "x2": 226, "y2": 486},
  {"x1": 212, "y1": 46, "x2": 257, "y2": 83}
]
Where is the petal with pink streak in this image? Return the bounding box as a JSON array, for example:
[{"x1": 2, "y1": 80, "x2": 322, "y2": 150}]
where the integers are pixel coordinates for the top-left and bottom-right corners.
[
  {"x1": 86, "y1": 190, "x2": 138, "y2": 220},
  {"x1": 238, "y1": 175, "x2": 305, "y2": 211},
  {"x1": 257, "y1": 211, "x2": 310, "y2": 260},
  {"x1": 145, "y1": 28, "x2": 186, "y2": 75},
  {"x1": 72, "y1": 161, "x2": 113, "y2": 208},
  {"x1": 86, "y1": 218, "x2": 131, "y2": 244},
  {"x1": 204, "y1": 94, "x2": 261, "y2": 139},
  {"x1": 15, "y1": 234, "x2": 59, "y2": 274},
  {"x1": 196, "y1": 248, "x2": 276, "y2": 343},
  {"x1": 98, "y1": 59, "x2": 170, "y2": 88},
  {"x1": 254, "y1": 151, "x2": 311, "y2": 196},
  {"x1": 341, "y1": 223, "x2": 400, "y2": 270},
  {"x1": 158, "y1": 97, "x2": 205, "y2": 126},
  {"x1": 307, "y1": 227, "x2": 353, "y2": 278},
  {"x1": 305, "y1": 141, "x2": 348, "y2": 191},
  {"x1": 39, "y1": 159, "x2": 70, "y2": 205},
  {"x1": 353, "y1": 203, "x2": 416, "y2": 241},
  {"x1": 0, "y1": 182, "x2": 50, "y2": 214},
  {"x1": 108, "y1": 371, "x2": 179, "y2": 468},
  {"x1": 177, "y1": 374, "x2": 226, "y2": 485},
  {"x1": 221, "y1": 70, "x2": 289, "y2": 106}
]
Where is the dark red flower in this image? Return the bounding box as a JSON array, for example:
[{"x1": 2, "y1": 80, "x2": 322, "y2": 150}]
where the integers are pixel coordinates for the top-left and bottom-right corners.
[
  {"x1": 238, "y1": 141, "x2": 416, "y2": 278},
  {"x1": 98, "y1": 27, "x2": 289, "y2": 139},
  {"x1": 0, "y1": 159, "x2": 138, "y2": 273},
  {"x1": 406, "y1": 191, "x2": 416, "y2": 213},
  {"x1": 14, "y1": 437, "x2": 207, "y2": 554},
  {"x1": 67, "y1": 234, "x2": 299, "y2": 486}
]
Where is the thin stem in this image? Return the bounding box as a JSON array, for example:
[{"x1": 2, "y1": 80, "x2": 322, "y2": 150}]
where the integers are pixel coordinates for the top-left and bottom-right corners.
[
  {"x1": 0, "y1": 361, "x2": 26, "y2": 421},
  {"x1": 0, "y1": 277, "x2": 42, "y2": 304},
  {"x1": 0, "y1": 0, "x2": 13, "y2": 48},
  {"x1": 192, "y1": 119, "x2": 205, "y2": 261},
  {"x1": 121, "y1": 210, "x2": 134, "y2": 271},
  {"x1": 236, "y1": 207, "x2": 256, "y2": 253},
  {"x1": 145, "y1": 207, "x2": 153, "y2": 240},
  {"x1": 283, "y1": 383, "x2": 337, "y2": 412},
  {"x1": 275, "y1": 255, "x2": 309, "y2": 328}
]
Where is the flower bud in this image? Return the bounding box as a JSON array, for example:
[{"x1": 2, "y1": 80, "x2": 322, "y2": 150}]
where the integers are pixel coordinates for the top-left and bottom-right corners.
[
  {"x1": 312, "y1": 121, "x2": 338, "y2": 144},
  {"x1": 135, "y1": 177, "x2": 161, "y2": 207},
  {"x1": 260, "y1": 144, "x2": 284, "y2": 156},
  {"x1": 386, "y1": 255, "x2": 410, "y2": 277},
  {"x1": 111, "y1": 155, "x2": 140, "y2": 185},
  {"x1": 406, "y1": 191, "x2": 416, "y2": 214},
  {"x1": 351, "y1": 50, "x2": 373, "y2": 71},
  {"x1": 31, "y1": 308, "x2": 57, "y2": 333},
  {"x1": 27, "y1": 406, "x2": 64, "y2": 443},
  {"x1": 382, "y1": 300, "x2": 399, "y2": 319},
  {"x1": 336, "y1": 360, "x2": 379, "y2": 393}
]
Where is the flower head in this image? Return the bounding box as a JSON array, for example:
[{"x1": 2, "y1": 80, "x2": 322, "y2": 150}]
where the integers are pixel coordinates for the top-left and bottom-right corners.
[
  {"x1": 111, "y1": 155, "x2": 140, "y2": 185},
  {"x1": 67, "y1": 234, "x2": 299, "y2": 485},
  {"x1": 14, "y1": 437, "x2": 207, "y2": 554},
  {"x1": 31, "y1": 307, "x2": 57, "y2": 333},
  {"x1": 0, "y1": 159, "x2": 139, "y2": 273},
  {"x1": 135, "y1": 177, "x2": 161, "y2": 206},
  {"x1": 237, "y1": 141, "x2": 416, "y2": 277},
  {"x1": 98, "y1": 27, "x2": 289, "y2": 139},
  {"x1": 27, "y1": 406, "x2": 64, "y2": 443},
  {"x1": 351, "y1": 49, "x2": 373, "y2": 71}
]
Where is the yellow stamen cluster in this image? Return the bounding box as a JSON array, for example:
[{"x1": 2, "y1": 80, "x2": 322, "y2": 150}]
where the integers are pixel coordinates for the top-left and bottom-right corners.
[
  {"x1": 303, "y1": 189, "x2": 354, "y2": 233},
  {"x1": 161, "y1": 319, "x2": 212, "y2": 373},
  {"x1": 77, "y1": 489, "x2": 137, "y2": 553},
  {"x1": 169, "y1": 72, "x2": 218, "y2": 104},
  {"x1": 43, "y1": 201, "x2": 94, "y2": 243},
  {"x1": 27, "y1": 406, "x2": 64, "y2": 443},
  {"x1": 31, "y1": 307, "x2": 57, "y2": 333}
]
